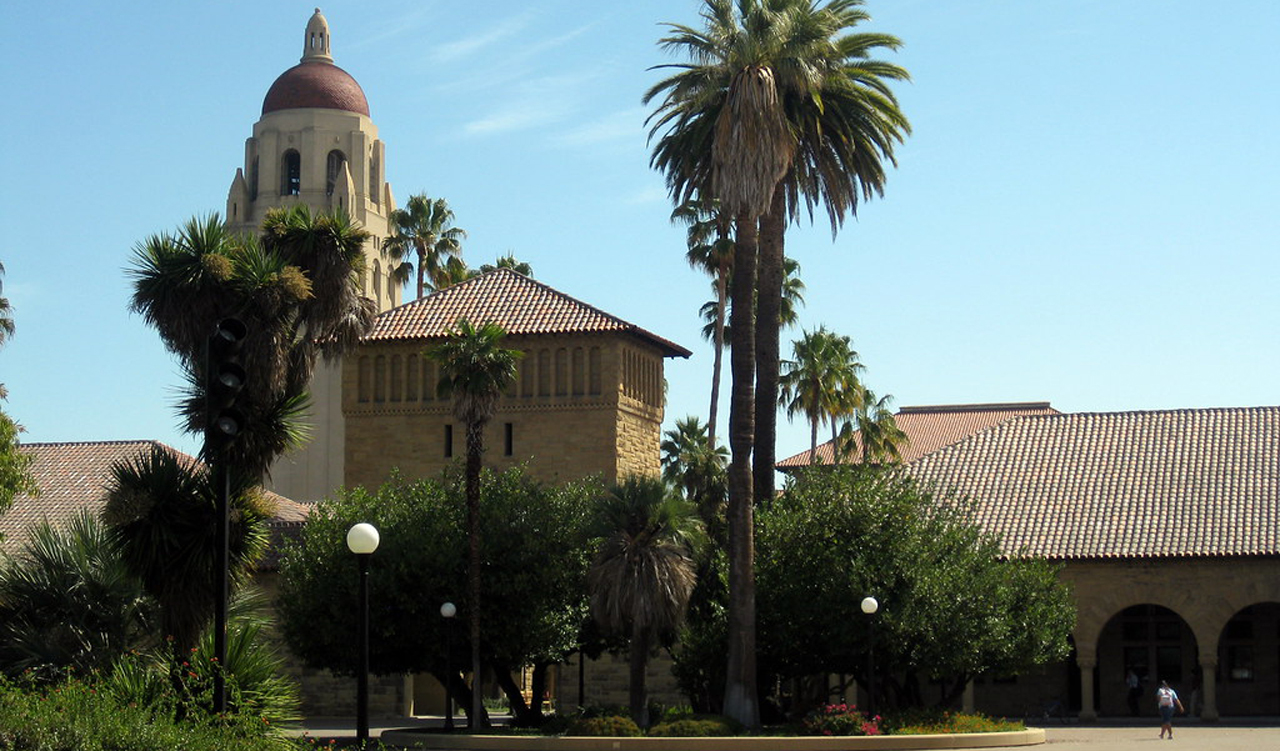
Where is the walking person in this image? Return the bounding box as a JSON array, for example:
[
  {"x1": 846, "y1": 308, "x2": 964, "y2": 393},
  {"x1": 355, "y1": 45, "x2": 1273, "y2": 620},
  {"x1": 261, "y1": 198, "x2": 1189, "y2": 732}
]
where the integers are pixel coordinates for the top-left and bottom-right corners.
[
  {"x1": 1126, "y1": 668, "x2": 1142, "y2": 716},
  {"x1": 1156, "y1": 680, "x2": 1184, "y2": 739}
]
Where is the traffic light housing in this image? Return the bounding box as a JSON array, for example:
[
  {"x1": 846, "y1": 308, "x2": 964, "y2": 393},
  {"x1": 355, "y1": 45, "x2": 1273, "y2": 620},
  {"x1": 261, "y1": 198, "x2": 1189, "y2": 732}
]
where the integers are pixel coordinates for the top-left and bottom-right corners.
[{"x1": 205, "y1": 318, "x2": 247, "y2": 453}]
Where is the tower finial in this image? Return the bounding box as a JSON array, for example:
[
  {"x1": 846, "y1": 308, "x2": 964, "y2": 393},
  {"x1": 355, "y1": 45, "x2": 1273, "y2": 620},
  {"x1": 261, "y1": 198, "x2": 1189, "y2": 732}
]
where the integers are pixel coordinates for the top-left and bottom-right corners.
[{"x1": 301, "y1": 8, "x2": 334, "y2": 64}]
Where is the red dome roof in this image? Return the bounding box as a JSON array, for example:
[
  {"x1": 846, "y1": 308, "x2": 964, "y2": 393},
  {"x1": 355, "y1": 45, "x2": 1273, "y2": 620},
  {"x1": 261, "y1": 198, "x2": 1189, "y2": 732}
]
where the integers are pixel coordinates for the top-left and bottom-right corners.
[{"x1": 262, "y1": 61, "x2": 369, "y2": 117}]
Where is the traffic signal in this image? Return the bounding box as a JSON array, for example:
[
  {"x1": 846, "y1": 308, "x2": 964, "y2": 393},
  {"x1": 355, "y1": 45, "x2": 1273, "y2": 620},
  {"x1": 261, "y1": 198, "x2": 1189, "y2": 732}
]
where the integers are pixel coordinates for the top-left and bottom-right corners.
[{"x1": 205, "y1": 318, "x2": 248, "y2": 453}]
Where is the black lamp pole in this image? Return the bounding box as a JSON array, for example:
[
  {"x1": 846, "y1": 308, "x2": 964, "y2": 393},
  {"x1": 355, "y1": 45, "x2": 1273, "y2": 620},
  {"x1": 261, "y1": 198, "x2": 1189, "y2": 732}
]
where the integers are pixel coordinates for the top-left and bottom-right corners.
[
  {"x1": 441, "y1": 602, "x2": 456, "y2": 731},
  {"x1": 861, "y1": 596, "x2": 879, "y2": 719},
  {"x1": 357, "y1": 553, "x2": 371, "y2": 747},
  {"x1": 347, "y1": 523, "x2": 379, "y2": 750}
]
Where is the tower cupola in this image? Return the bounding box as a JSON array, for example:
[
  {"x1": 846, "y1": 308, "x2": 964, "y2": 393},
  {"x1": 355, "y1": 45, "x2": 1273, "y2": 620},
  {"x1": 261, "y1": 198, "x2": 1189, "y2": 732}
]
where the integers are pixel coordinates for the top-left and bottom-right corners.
[{"x1": 302, "y1": 8, "x2": 333, "y2": 63}]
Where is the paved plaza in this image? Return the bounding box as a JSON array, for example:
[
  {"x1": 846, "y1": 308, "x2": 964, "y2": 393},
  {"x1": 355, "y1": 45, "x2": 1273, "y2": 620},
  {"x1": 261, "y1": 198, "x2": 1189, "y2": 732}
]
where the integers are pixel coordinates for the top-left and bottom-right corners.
[{"x1": 1030, "y1": 721, "x2": 1280, "y2": 751}]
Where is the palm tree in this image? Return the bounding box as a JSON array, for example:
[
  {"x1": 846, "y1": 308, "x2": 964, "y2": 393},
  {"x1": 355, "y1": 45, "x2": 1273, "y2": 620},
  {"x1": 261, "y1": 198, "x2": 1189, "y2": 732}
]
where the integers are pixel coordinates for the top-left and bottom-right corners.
[
  {"x1": 779, "y1": 327, "x2": 862, "y2": 461},
  {"x1": 0, "y1": 260, "x2": 13, "y2": 349},
  {"x1": 426, "y1": 255, "x2": 474, "y2": 293},
  {"x1": 478, "y1": 255, "x2": 534, "y2": 277},
  {"x1": 587, "y1": 475, "x2": 704, "y2": 727},
  {"x1": 129, "y1": 207, "x2": 376, "y2": 476},
  {"x1": 698, "y1": 255, "x2": 805, "y2": 344},
  {"x1": 661, "y1": 416, "x2": 729, "y2": 542},
  {"x1": 673, "y1": 198, "x2": 734, "y2": 447},
  {"x1": 647, "y1": 3, "x2": 909, "y2": 720},
  {"x1": 103, "y1": 446, "x2": 270, "y2": 697},
  {"x1": 383, "y1": 194, "x2": 467, "y2": 300},
  {"x1": 838, "y1": 386, "x2": 907, "y2": 464},
  {"x1": 0, "y1": 512, "x2": 153, "y2": 679},
  {"x1": 427, "y1": 318, "x2": 522, "y2": 727}
]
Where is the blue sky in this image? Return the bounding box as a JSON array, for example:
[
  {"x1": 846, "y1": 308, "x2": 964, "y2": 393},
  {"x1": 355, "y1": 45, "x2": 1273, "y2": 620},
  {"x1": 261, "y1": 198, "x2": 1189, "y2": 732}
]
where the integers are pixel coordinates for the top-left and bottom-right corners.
[{"x1": 2, "y1": 0, "x2": 1277, "y2": 462}]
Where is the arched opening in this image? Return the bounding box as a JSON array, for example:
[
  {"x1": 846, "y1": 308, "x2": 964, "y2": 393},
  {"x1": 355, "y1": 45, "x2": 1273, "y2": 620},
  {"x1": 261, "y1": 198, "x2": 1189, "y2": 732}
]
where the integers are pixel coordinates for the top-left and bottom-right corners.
[
  {"x1": 280, "y1": 149, "x2": 301, "y2": 196},
  {"x1": 1097, "y1": 604, "x2": 1198, "y2": 718},
  {"x1": 326, "y1": 150, "x2": 347, "y2": 196},
  {"x1": 1217, "y1": 602, "x2": 1280, "y2": 716}
]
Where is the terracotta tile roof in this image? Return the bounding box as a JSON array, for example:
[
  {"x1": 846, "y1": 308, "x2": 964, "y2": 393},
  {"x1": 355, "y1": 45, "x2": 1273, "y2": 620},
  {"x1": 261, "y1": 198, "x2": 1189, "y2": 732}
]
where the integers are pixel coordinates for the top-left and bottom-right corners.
[
  {"x1": 777, "y1": 402, "x2": 1059, "y2": 468},
  {"x1": 1, "y1": 441, "x2": 310, "y2": 570},
  {"x1": 365, "y1": 268, "x2": 691, "y2": 357},
  {"x1": 908, "y1": 407, "x2": 1280, "y2": 560}
]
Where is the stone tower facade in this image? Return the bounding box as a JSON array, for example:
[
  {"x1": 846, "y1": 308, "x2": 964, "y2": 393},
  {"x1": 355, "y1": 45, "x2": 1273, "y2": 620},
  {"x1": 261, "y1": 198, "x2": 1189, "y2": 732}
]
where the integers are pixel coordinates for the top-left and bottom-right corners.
[{"x1": 228, "y1": 9, "x2": 401, "y2": 502}]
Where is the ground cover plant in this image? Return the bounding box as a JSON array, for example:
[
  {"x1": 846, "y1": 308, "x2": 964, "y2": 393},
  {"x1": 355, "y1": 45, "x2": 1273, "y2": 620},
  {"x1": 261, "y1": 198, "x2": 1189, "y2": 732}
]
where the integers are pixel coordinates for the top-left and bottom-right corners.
[{"x1": 0, "y1": 674, "x2": 301, "y2": 751}]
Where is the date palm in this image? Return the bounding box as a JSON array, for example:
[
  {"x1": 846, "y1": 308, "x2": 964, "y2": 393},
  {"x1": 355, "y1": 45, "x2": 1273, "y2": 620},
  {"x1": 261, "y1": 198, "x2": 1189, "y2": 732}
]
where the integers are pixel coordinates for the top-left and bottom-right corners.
[
  {"x1": 427, "y1": 318, "x2": 522, "y2": 727},
  {"x1": 588, "y1": 475, "x2": 704, "y2": 727},
  {"x1": 478, "y1": 255, "x2": 534, "y2": 277},
  {"x1": 383, "y1": 194, "x2": 467, "y2": 300}
]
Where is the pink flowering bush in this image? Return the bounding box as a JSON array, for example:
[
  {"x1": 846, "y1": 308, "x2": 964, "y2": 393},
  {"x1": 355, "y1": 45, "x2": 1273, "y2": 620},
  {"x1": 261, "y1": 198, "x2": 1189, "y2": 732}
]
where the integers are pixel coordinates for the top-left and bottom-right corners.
[{"x1": 801, "y1": 703, "x2": 882, "y2": 736}]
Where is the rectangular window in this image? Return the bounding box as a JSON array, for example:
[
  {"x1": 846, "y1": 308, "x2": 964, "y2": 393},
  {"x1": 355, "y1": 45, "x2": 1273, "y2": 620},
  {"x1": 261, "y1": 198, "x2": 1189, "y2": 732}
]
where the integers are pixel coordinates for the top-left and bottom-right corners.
[
  {"x1": 444, "y1": 425, "x2": 453, "y2": 458},
  {"x1": 504, "y1": 422, "x2": 514, "y2": 456}
]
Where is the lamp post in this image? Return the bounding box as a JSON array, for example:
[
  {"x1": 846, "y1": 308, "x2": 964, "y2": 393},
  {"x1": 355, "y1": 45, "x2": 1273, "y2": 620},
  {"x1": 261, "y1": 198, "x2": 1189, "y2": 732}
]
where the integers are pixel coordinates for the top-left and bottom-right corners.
[
  {"x1": 347, "y1": 523, "x2": 380, "y2": 749},
  {"x1": 440, "y1": 601, "x2": 457, "y2": 730},
  {"x1": 861, "y1": 596, "x2": 879, "y2": 719}
]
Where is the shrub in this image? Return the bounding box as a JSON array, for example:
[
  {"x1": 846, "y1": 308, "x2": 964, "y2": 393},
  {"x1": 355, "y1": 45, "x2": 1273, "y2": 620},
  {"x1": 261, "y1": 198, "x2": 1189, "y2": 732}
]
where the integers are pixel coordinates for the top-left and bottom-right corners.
[
  {"x1": 647, "y1": 717, "x2": 738, "y2": 737},
  {"x1": 565, "y1": 715, "x2": 643, "y2": 737},
  {"x1": 801, "y1": 703, "x2": 881, "y2": 736},
  {"x1": 889, "y1": 709, "x2": 1022, "y2": 735},
  {"x1": 0, "y1": 675, "x2": 301, "y2": 751}
]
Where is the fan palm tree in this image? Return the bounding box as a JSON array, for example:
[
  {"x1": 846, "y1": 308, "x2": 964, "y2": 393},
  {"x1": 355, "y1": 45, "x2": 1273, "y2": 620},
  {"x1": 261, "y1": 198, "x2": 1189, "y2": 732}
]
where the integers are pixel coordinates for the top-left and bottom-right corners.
[
  {"x1": 426, "y1": 255, "x2": 474, "y2": 293},
  {"x1": 647, "y1": 3, "x2": 909, "y2": 719},
  {"x1": 0, "y1": 512, "x2": 153, "y2": 679},
  {"x1": 780, "y1": 327, "x2": 862, "y2": 461},
  {"x1": 383, "y1": 194, "x2": 467, "y2": 300},
  {"x1": 661, "y1": 416, "x2": 729, "y2": 542},
  {"x1": 478, "y1": 255, "x2": 534, "y2": 277},
  {"x1": 0, "y1": 260, "x2": 13, "y2": 349},
  {"x1": 673, "y1": 198, "x2": 734, "y2": 447},
  {"x1": 588, "y1": 475, "x2": 704, "y2": 727},
  {"x1": 427, "y1": 318, "x2": 522, "y2": 727},
  {"x1": 838, "y1": 386, "x2": 907, "y2": 464},
  {"x1": 698, "y1": 255, "x2": 805, "y2": 344}
]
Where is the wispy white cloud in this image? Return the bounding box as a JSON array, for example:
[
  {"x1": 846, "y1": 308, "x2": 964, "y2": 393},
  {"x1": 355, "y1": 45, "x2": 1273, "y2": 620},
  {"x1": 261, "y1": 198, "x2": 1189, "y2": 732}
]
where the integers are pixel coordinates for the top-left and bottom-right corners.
[
  {"x1": 432, "y1": 11, "x2": 537, "y2": 64},
  {"x1": 349, "y1": 6, "x2": 439, "y2": 50},
  {"x1": 463, "y1": 104, "x2": 565, "y2": 136},
  {"x1": 624, "y1": 185, "x2": 669, "y2": 206},
  {"x1": 553, "y1": 107, "x2": 647, "y2": 147}
]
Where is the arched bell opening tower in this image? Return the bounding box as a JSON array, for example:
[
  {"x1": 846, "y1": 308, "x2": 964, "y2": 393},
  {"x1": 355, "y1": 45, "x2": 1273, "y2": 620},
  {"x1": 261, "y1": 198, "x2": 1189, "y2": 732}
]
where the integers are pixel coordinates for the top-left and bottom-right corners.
[{"x1": 228, "y1": 9, "x2": 402, "y2": 501}]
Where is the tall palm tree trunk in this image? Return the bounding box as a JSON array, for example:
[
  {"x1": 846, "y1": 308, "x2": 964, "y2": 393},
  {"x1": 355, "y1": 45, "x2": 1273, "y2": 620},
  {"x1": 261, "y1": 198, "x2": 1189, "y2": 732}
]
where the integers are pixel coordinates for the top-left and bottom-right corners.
[
  {"x1": 723, "y1": 208, "x2": 760, "y2": 728},
  {"x1": 629, "y1": 624, "x2": 651, "y2": 728},
  {"x1": 753, "y1": 186, "x2": 786, "y2": 502},
  {"x1": 708, "y1": 273, "x2": 727, "y2": 448},
  {"x1": 466, "y1": 419, "x2": 485, "y2": 728}
]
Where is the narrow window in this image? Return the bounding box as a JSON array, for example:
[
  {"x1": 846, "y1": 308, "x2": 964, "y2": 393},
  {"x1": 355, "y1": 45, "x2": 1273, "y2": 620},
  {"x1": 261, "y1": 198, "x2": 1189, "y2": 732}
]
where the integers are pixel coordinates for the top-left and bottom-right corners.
[
  {"x1": 444, "y1": 425, "x2": 453, "y2": 458},
  {"x1": 326, "y1": 150, "x2": 347, "y2": 196},
  {"x1": 520, "y1": 355, "x2": 534, "y2": 397},
  {"x1": 538, "y1": 350, "x2": 551, "y2": 396},
  {"x1": 369, "y1": 151, "x2": 380, "y2": 205},
  {"x1": 374, "y1": 356, "x2": 386, "y2": 402},
  {"x1": 572, "y1": 347, "x2": 585, "y2": 396},
  {"x1": 389, "y1": 355, "x2": 403, "y2": 401},
  {"x1": 504, "y1": 422, "x2": 514, "y2": 456},
  {"x1": 357, "y1": 356, "x2": 371, "y2": 402},
  {"x1": 280, "y1": 149, "x2": 301, "y2": 196},
  {"x1": 555, "y1": 349, "x2": 568, "y2": 396},
  {"x1": 589, "y1": 347, "x2": 601, "y2": 395},
  {"x1": 406, "y1": 355, "x2": 419, "y2": 401}
]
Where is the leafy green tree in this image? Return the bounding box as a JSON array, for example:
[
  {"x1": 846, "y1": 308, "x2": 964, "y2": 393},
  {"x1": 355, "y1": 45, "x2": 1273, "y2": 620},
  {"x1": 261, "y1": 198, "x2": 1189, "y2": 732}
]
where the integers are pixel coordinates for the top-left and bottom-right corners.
[
  {"x1": 427, "y1": 320, "x2": 522, "y2": 726},
  {"x1": 383, "y1": 194, "x2": 467, "y2": 300},
  {"x1": 0, "y1": 513, "x2": 153, "y2": 679},
  {"x1": 587, "y1": 476, "x2": 704, "y2": 727},
  {"x1": 756, "y1": 466, "x2": 1075, "y2": 711},
  {"x1": 648, "y1": 2, "x2": 910, "y2": 721},
  {"x1": 0, "y1": 410, "x2": 36, "y2": 517},
  {"x1": 277, "y1": 469, "x2": 596, "y2": 726}
]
